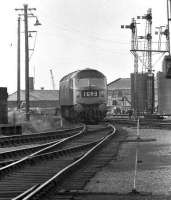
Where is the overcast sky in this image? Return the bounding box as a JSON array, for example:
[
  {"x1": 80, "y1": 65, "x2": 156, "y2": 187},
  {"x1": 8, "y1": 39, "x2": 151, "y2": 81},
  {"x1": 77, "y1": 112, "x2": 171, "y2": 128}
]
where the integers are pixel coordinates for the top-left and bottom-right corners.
[{"x1": 0, "y1": 0, "x2": 167, "y2": 93}]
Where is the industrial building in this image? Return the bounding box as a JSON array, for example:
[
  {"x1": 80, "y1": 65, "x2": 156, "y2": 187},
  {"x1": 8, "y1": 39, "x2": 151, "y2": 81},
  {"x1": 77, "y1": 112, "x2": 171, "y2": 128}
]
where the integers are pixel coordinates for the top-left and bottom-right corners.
[
  {"x1": 8, "y1": 77, "x2": 59, "y2": 115},
  {"x1": 107, "y1": 76, "x2": 158, "y2": 115},
  {"x1": 107, "y1": 78, "x2": 131, "y2": 114},
  {"x1": 8, "y1": 89, "x2": 59, "y2": 109}
]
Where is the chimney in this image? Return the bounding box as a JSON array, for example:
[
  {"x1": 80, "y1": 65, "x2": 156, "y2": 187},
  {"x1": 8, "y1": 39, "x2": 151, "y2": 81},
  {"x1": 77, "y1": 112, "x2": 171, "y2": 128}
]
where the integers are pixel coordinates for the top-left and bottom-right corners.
[{"x1": 29, "y1": 77, "x2": 34, "y2": 90}]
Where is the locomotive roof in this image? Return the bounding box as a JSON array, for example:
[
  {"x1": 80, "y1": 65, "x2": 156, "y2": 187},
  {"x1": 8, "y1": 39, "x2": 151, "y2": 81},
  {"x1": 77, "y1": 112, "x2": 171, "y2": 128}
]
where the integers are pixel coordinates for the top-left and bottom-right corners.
[
  {"x1": 60, "y1": 70, "x2": 78, "y2": 82},
  {"x1": 60, "y1": 68, "x2": 105, "y2": 82}
]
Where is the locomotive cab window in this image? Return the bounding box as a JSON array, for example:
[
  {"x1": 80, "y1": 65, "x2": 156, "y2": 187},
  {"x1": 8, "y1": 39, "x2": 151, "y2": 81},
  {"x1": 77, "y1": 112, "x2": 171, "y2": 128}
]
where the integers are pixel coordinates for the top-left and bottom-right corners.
[{"x1": 76, "y1": 78, "x2": 106, "y2": 88}]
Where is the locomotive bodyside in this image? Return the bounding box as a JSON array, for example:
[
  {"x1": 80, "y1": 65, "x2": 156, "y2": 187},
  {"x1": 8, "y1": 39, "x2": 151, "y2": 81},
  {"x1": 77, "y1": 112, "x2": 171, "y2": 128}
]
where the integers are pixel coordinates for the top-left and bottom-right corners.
[{"x1": 59, "y1": 68, "x2": 107, "y2": 123}]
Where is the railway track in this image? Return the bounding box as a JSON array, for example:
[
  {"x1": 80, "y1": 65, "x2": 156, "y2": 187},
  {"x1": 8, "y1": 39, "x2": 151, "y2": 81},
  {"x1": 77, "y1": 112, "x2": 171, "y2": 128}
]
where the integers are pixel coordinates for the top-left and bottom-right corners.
[
  {"x1": 0, "y1": 123, "x2": 117, "y2": 200},
  {"x1": 0, "y1": 125, "x2": 87, "y2": 168},
  {"x1": 0, "y1": 126, "x2": 83, "y2": 147},
  {"x1": 19, "y1": 123, "x2": 119, "y2": 200},
  {"x1": 0, "y1": 124, "x2": 112, "y2": 167}
]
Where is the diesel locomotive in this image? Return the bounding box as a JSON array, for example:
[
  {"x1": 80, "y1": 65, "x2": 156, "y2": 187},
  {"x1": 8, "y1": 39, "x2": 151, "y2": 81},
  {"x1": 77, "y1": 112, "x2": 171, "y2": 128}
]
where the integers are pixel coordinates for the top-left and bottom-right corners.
[{"x1": 59, "y1": 68, "x2": 107, "y2": 123}]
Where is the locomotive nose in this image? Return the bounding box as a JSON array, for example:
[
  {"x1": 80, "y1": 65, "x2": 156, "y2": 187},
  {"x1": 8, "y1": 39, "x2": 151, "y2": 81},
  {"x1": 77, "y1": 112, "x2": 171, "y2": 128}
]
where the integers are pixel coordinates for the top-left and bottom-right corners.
[
  {"x1": 74, "y1": 104, "x2": 83, "y2": 112},
  {"x1": 98, "y1": 103, "x2": 106, "y2": 111}
]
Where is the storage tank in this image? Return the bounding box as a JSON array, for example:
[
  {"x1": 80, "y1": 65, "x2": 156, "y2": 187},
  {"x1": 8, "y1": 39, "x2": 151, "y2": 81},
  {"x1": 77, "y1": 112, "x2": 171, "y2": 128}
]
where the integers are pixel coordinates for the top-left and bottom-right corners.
[
  {"x1": 0, "y1": 87, "x2": 8, "y2": 124},
  {"x1": 146, "y1": 72, "x2": 155, "y2": 114},
  {"x1": 131, "y1": 73, "x2": 154, "y2": 115},
  {"x1": 162, "y1": 55, "x2": 171, "y2": 78},
  {"x1": 157, "y1": 72, "x2": 171, "y2": 114}
]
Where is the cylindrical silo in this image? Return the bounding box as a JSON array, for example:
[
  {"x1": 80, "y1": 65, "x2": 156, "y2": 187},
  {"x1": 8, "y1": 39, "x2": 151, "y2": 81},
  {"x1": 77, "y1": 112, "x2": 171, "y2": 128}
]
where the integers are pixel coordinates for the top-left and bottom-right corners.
[
  {"x1": 157, "y1": 72, "x2": 171, "y2": 114},
  {"x1": 162, "y1": 55, "x2": 171, "y2": 78},
  {"x1": 131, "y1": 72, "x2": 154, "y2": 115}
]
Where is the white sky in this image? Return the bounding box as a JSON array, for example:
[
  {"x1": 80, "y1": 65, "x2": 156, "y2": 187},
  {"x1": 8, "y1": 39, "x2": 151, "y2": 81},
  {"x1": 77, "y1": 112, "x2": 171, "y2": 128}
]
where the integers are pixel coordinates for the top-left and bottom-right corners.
[{"x1": 0, "y1": 0, "x2": 167, "y2": 93}]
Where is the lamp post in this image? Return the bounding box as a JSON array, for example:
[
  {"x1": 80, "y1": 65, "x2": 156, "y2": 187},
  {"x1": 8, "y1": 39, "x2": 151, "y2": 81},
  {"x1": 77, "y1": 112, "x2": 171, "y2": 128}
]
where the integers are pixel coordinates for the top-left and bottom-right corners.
[
  {"x1": 17, "y1": 16, "x2": 21, "y2": 110},
  {"x1": 15, "y1": 4, "x2": 41, "y2": 121},
  {"x1": 24, "y1": 4, "x2": 30, "y2": 121},
  {"x1": 167, "y1": 0, "x2": 171, "y2": 55}
]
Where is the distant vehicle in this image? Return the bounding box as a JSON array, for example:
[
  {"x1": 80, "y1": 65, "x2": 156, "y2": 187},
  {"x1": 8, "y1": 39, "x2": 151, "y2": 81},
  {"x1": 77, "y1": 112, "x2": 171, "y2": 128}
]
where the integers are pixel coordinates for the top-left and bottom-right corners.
[{"x1": 59, "y1": 68, "x2": 107, "y2": 123}]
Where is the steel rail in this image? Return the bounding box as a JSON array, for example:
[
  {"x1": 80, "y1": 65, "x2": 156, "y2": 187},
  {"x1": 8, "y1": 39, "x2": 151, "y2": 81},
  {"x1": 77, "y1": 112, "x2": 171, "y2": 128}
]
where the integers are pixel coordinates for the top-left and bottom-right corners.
[
  {"x1": 0, "y1": 126, "x2": 83, "y2": 147},
  {"x1": 11, "y1": 140, "x2": 102, "y2": 200},
  {"x1": 0, "y1": 124, "x2": 111, "y2": 167},
  {"x1": 12, "y1": 140, "x2": 103, "y2": 200},
  {"x1": 0, "y1": 124, "x2": 110, "y2": 167},
  {"x1": 29, "y1": 139, "x2": 102, "y2": 160},
  {"x1": 0, "y1": 125, "x2": 111, "y2": 167},
  {"x1": 0, "y1": 124, "x2": 86, "y2": 178},
  {"x1": 21, "y1": 124, "x2": 116, "y2": 200},
  {"x1": 0, "y1": 139, "x2": 63, "y2": 167}
]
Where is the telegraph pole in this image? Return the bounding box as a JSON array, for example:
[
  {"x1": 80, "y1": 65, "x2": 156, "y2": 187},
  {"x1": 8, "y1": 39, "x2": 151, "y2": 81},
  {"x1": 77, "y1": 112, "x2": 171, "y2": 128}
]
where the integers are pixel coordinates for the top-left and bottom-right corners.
[
  {"x1": 167, "y1": 0, "x2": 171, "y2": 55},
  {"x1": 17, "y1": 16, "x2": 21, "y2": 110},
  {"x1": 24, "y1": 4, "x2": 30, "y2": 121},
  {"x1": 15, "y1": 4, "x2": 41, "y2": 121}
]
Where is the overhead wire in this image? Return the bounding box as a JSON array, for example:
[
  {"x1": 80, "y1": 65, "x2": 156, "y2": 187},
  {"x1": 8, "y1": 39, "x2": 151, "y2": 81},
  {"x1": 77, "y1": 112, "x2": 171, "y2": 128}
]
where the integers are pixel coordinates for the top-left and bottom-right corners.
[{"x1": 38, "y1": 7, "x2": 130, "y2": 48}]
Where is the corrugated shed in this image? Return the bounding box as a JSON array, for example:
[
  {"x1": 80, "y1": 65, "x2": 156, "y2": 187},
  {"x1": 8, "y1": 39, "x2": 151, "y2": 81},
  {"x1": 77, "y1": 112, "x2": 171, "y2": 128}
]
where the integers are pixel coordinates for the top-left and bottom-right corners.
[
  {"x1": 108, "y1": 78, "x2": 131, "y2": 90},
  {"x1": 8, "y1": 90, "x2": 59, "y2": 101}
]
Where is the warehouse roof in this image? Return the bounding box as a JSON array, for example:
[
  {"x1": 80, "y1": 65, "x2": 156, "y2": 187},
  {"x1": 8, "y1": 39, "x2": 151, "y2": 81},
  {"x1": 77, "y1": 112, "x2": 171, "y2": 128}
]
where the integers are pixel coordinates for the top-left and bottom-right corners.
[
  {"x1": 108, "y1": 76, "x2": 158, "y2": 90},
  {"x1": 8, "y1": 90, "x2": 59, "y2": 101},
  {"x1": 107, "y1": 78, "x2": 131, "y2": 90}
]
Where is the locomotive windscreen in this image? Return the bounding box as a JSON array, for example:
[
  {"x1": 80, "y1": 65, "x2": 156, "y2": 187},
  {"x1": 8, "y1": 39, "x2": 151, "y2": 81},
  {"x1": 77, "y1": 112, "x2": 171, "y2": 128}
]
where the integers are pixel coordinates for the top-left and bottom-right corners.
[
  {"x1": 76, "y1": 69, "x2": 105, "y2": 79},
  {"x1": 76, "y1": 78, "x2": 106, "y2": 88}
]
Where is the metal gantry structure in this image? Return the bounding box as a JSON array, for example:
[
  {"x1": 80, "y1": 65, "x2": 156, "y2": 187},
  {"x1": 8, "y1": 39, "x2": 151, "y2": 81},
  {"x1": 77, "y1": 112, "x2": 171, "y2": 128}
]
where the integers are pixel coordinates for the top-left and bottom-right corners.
[
  {"x1": 15, "y1": 4, "x2": 41, "y2": 120},
  {"x1": 121, "y1": 18, "x2": 138, "y2": 73},
  {"x1": 122, "y1": 8, "x2": 169, "y2": 116},
  {"x1": 144, "y1": 9, "x2": 154, "y2": 114},
  {"x1": 146, "y1": 9, "x2": 152, "y2": 73},
  {"x1": 121, "y1": 18, "x2": 138, "y2": 116}
]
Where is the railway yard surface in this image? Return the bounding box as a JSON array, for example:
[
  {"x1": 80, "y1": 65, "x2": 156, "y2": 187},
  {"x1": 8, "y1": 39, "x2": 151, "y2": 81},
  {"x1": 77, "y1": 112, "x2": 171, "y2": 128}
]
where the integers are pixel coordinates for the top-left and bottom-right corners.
[
  {"x1": 0, "y1": 123, "x2": 171, "y2": 199},
  {"x1": 82, "y1": 126, "x2": 171, "y2": 200},
  {"x1": 2, "y1": 1, "x2": 171, "y2": 199}
]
